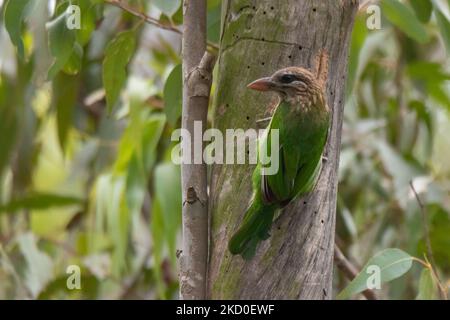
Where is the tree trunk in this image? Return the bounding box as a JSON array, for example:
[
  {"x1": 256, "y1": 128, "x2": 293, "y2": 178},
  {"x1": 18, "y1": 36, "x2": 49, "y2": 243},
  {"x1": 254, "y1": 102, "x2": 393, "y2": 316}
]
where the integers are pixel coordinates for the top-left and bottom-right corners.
[
  {"x1": 207, "y1": 0, "x2": 358, "y2": 299},
  {"x1": 179, "y1": 0, "x2": 209, "y2": 300}
]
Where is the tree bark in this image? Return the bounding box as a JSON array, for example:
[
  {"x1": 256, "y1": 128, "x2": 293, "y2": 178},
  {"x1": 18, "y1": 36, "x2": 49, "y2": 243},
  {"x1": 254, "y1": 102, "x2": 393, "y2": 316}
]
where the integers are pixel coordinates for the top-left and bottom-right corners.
[
  {"x1": 207, "y1": 0, "x2": 358, "y2": 299},
  {"x1": 179, "y1": 0, "x2": 211, "y2": 300}
]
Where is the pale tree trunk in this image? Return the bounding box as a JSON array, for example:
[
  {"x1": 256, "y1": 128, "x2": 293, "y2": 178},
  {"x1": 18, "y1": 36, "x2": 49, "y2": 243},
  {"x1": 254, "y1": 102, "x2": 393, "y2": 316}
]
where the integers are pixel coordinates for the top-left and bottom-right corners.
[
  {"x1": 179, "y1": 0, "x2": 215, "y2": 300},
  {"x1": 207, "y1": 0, "x2": 358, "y2": 299}
]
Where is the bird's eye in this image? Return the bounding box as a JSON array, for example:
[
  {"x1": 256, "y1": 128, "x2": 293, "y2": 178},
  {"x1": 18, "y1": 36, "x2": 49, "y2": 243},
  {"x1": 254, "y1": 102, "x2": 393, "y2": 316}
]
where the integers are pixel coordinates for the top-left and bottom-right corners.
[{"x1": 279, "y1": 74, "x2": 298, "y2": 84}]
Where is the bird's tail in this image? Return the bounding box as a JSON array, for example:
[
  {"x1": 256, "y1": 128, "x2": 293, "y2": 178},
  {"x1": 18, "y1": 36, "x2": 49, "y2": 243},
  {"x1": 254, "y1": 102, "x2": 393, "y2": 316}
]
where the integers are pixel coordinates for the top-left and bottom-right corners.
[{"x1": 228, "y1": 195, "x2": 277, "y2": 260}]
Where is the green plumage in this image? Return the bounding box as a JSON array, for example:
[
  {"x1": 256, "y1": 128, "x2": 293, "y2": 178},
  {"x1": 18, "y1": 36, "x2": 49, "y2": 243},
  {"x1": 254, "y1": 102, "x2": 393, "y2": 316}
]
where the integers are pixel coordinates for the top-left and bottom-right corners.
[{"x1": 229, "y1": 97, "x2": 330, "y2": 259}]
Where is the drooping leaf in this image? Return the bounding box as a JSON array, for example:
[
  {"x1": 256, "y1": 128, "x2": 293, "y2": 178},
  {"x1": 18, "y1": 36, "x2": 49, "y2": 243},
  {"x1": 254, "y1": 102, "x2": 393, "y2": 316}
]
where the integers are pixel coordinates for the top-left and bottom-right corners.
[
  {"x1": 153, "y1": 163, "x2": 181, "y2": 263},
  {"x1": 207, "y1": 0, "x2": 222, "y2": 44},
  {"x1": 0, "y1": 77, "x2": 18, "y2": 177},
  {"x1": 337, "y1": 248, "x2": 414, "y2": 299},
  {"x1": 435, "y1": 8, "x2": 450, "y2": 54},
  {"x1": 346, "y1": 13, "x2": 368, "y2": 96},
  {"x1": 0, "y1": 193, "x2": 83, "y2": 213},
  {"x1": 163, "y1": 64, "x2": 182, "y2": 126},
  {"x1": 46, "y1": 9, "x2": 77, "y2": 79},
  {"x1": 103, "y1": 30, "x2": 136, "y2": 113},
  {"x1": 52, "y1": 72, "x2": 80, "y2": 151},
  {"x1": 153, "y1": 0, "x2": 181, "y2": 17},
  {"x1": 62, "y1": 43, "x2": 83, "y2": 76},
  {"x1": 151, "y1": 162, "x2": 182, "y2": 298},
  {"x1": 416, "y1": 268, "x2": 438, "y2": 300},
  {"x1": 3, "y1": 0, "x2": 32, "y2": 60},
  {"x1": 410, "y1": 0, "x2": 432, "y2": 23},
  {"x1": 381, "y1": 0, "x2": 429, "y2": 43}
]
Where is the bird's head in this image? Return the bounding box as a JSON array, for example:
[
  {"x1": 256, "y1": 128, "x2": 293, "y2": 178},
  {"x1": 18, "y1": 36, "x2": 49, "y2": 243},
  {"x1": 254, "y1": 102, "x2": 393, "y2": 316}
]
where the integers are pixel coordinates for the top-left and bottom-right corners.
[{"x1": 247, "y1": 67, "x2": 322, "y2": 104}]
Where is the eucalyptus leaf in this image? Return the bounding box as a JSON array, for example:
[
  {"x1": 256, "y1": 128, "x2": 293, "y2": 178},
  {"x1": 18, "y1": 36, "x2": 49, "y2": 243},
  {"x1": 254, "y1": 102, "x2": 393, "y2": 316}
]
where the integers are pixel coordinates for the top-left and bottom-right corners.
[
  {"x1": 3, "y1": 0, "x2": 32, "y2": 60},
  {"x1": 416, "y1": 268, "x2": 438, "y2": 300},
  {"x1": 337, "y1": 248, "x2": 414, "y2": 299},
  {"x1": 381, "y1": 0, "x2": 429, "y2": 43},
  {"x1": 163, "y1": 64, "x2": 182, "y2": 126},
  {"x1": 103, "y1": 30, "x2": 136, "y2": 114},
  {"x1": 410, "y1": 0, "x2": 432, "y2": 23},
  {"x1": 435, "y1": 8, "x2": 450, "y2": 54},
  {"x1": 0, "y1": 193, "x2": 83, "y2": 213},
  {"x1": 46, "y1": 9, "x2": 77, "y2": 79}
]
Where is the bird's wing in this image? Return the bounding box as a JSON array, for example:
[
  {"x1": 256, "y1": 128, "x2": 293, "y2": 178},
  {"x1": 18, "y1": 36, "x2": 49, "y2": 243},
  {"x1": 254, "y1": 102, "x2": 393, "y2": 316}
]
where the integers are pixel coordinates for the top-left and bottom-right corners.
[
  {"x1": 258, "y1": 105, "x2": 298, "y2": 205},
  {"x1": 258, "y1": 102, "x2": 329, "y2": 205}
]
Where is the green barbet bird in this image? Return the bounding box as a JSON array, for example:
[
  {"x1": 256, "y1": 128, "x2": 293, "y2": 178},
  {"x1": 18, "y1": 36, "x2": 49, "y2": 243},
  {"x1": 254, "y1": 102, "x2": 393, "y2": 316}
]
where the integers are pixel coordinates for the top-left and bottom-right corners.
[{"x1": 228, "y1": 66, "x2": 330, "y2": 259}]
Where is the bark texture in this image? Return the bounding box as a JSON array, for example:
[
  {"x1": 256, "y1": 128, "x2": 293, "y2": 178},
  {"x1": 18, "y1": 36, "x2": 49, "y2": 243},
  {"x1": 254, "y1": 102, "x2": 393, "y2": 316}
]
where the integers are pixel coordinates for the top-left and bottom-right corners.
[
  {"x1": 179, "y1": 0, "x2": 210, "y2": 300},
  {"x1": 207, "y1": 0, "x2": 358, "y2": 299}
]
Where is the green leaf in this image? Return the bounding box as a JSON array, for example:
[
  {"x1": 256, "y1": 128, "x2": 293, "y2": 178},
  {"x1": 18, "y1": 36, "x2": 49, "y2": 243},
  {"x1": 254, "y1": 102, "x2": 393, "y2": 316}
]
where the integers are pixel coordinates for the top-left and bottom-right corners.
[
  {"x1": 435, "y1": 8, "x2": 450, "y2": 54},
  {"x1": 46, "y1": 9, "x2": 77, "y2": 79},
  {"x1": 0, "y1": 193, "x2": 83, "y2": 213},
  {"x1": 410, "y1": 0, "x2": 432, "y2": 23},
  {"x1": 337, "y1": 248, "x2": 414, "y2": 299},
  {"x1": 153, "y1": 0, "x2": 181, "y2": 17},
  {"x1": 52, "y1": 73, "x2": 80, "y2": 151},
  {"x1": 3, "y1": 0, "x2": 32, "y2": 60},
  {"x1": 207, "y1": 0, "x2": 222, "y2": 44},
  {"x1": 153, "y1": 163, "x2": 181, "y2": 262},
  {"x1": 151, "y1": 162, "x2": 182, "y2": 298},
  {"x1": 416, "y1": 268, "x2": 438, "y2": 300},
  {"x1": 102, "y1": 30, "x2": 136, "y2": 114},
  {"x1": 164, "y1": 64, "x2": 182, "y2": 126},
  {"x1": 62, "y1": 43, "x2": 83, "y2": 76},
  {"x1": 0, "y1": 77, "x2": 18, "y2": 176},
  {"x1": 381, "y1": 0, "x2": 429, "y2": 43},
  {"x1": 74, "y1": 0, "x2": 100, "y2": 46},
  {"x1": 407, "y1": 61, "x2": 450, "y2": 83}
]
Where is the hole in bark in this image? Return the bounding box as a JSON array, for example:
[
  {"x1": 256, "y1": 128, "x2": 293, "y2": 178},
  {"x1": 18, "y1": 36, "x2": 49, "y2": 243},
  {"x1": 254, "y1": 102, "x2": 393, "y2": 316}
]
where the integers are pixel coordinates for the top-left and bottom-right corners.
[
  {"x1": 252, "y1": 6, "x2": 256, "y2": 10},
  {"x1": 288, "y1": 55, "x2": 292, "y2": 59},
  {"x1": 321, "y1": 219, "x2": 324, "y2": 224},
  {"x1": 298, "y1": 46, "x2": 303, "y2": 50},
  {"x1": 270, "y1": 6, "x2": 274, "y2": 10},
  {"x1": 323, "y1": 289, "x2": 327, "y2": 297},
  {"x1": 263, "y1": 11, "x2": 266, "y2": 15},
  {"x1": 314, "y1": 211, "x2": 318, "y2": 214},
  {"x1": 247, "y1": 65, "x2": 251, "y2": 69},
  {"x1": 303, "y1": 201, "x2": 307, "y2": 205},
  {"x1": 226, "y1": 103, "x2": 230, "y2": 108},
  {"x1": 330, "y1": 91, "x2": 334, "y2": 95},
  {"x1": 313, "y1": 8, "x2": 317, "y2": 12},
  {"x1": 261, "y1": 37, "x2": 265, "y2": 41},
  {"x1": 246, "y1": 116, "x2": 250, "y2": 120},
  {"x1": 261, "y1": 62, "x2": 265, "y2": 66}
]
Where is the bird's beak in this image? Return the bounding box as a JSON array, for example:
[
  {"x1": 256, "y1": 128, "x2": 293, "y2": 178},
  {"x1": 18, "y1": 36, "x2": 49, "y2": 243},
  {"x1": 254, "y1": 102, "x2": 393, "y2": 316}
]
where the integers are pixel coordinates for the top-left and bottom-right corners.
[{"x1": 247, "y1": 77, "x2": 273, "y2": 91}]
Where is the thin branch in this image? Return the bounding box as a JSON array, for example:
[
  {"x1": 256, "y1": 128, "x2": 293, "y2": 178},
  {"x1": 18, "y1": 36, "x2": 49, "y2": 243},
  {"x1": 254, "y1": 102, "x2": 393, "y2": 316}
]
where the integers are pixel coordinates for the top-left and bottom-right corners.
[
  {"x1": 409, "y1": 181, "x2": 447, "y2": 300},
  {"x1": 104, "y1": 0, "x2": 219, "y2": 51},
  {"x1": 105, "y1": 0, "x2": 182, "y2": 34},
  {"x1": 409, "y1": 181, "x2": 434, "y2": 265},
  {"x1": 334, "y1": 244, "x2": 378, "y2": 300}
]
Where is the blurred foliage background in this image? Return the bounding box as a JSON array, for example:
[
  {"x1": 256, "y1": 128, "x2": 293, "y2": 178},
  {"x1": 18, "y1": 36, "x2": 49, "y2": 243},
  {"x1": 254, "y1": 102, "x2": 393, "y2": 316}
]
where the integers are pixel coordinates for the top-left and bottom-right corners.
[{"x1": 0, "y1": 0, "x2": 448, "y2": 299}]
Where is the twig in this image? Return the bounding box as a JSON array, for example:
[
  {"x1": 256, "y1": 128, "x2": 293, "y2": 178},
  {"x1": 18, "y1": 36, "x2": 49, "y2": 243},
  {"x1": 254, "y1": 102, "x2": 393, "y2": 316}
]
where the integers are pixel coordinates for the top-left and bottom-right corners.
[
  {"x1": 334, "y1": 244, "x2": 378, "y2": 300},
  {"x1": 409, "y1": 180, "x2": 447, "y2": 300},
  {"x1": 409, "y1": 181, "x2": 435, "y2": 266},
  {"x1": 104, "y1": 0, "x2": 219, "y2": 51}
]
